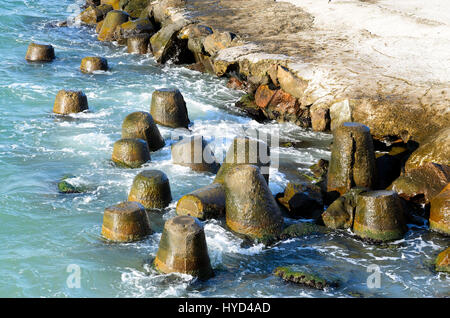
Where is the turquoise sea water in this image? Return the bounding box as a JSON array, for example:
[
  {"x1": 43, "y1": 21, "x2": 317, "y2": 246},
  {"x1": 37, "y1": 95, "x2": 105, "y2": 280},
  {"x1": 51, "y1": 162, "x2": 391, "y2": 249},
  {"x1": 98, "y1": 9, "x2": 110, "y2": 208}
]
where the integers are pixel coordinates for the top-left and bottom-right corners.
[{"x1": 0, "y1": 0, "x2": 448, "y2": 297}]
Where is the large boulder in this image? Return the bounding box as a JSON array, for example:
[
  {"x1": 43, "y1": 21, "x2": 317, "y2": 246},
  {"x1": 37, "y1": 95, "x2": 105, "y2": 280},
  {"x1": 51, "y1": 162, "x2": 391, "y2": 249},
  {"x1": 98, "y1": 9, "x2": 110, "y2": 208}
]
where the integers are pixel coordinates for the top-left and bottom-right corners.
[
  {"x1": 183, "y1": 24, "x2": 213, "y2": 56},
  {"x1": 429, "y1": 183, "x2": 450, "y2": 235},
  {"x1": 277, "y1": 182, "x2": 324, "y2": 208},
  {"x1": 78, "y1": 4, "x2": 113, "y2": 25},
  {"x1": 203, "y1": 31, "x2": 237, "y2": 56},
  {"x1": 327, "y1": 122, "x2": 376, "y2": 195},
  {"x1": 330, "y1": 99, "x2": 353, "y2": 131},
  {"x1": 310, "y1": 104, "x2": 330, "y2": 132},
  {"x1": 150, "y1": 88, "x2": 190, "y2": 128},
  {"x1": 128, "y1": 170, "x2": 172, "y2": 209},
  {"x1": 389, "y1": 162, "x2": 450, "y2": 203},
  {"x1": 176, "y1": 183, "x2": 225, "y2": 220},
  {"x1": 255, "y1": 85, "x2": 310, "y2": 127},
  {"x1": 97, "y1": 10, "x2": 129, "y2": 41},
  {"x1": 224, "y1": 165, "x2": 283, "y2": 240},
  {"x1": 276, "y1": 182, "x2": 324, "y2": 220},
  {"x1": 151, "y1": 0, "x2": 186, "y2": 25},
  {"x1": 154, "y1": 215, "x2": 214, "y2": 280},
  {"x1": 113, "y1": 17, "x2": 154, "y2": 44},
  {"x1": 405, "y1": 127, "x2": 450, "y2": 172},
  {"x1": 119, "y1": 0, "x2": 149, "y2": 18},
  {"x1": 149, "y1": 13, "x2": 192, "y2": 63},
  {"x1": 171, "y1": 136, "x2": 220, "y2": 173},
  {"x1": 276, "y1": 65, "x2": 308, "y2": 100}
]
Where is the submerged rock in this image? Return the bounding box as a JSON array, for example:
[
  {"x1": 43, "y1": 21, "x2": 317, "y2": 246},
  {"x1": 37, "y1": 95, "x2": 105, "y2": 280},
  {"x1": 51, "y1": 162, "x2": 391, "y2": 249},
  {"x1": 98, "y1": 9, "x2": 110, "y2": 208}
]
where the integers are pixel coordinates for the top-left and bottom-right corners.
[
  {"x1": 176, "y1": 183, "x2": 225, "y2": 220},
  {"x1": 111, "y1": 138, "x2": 151, "y2": 168},
  {"x1": 214, "y1": 137, "x2": 271, "y2": 185},
  {"x1": 224, "y1": 164, "x2": 283, "y2": 240},
  {"x1": 25, "y1": 42, "x2": 55, "y2": 62},
  {"x1": 435, "y1": 247, "x2": 449, "y2": 273},
  {"x1": 101, "y1": 201, "x2": 152, "y2": 242},
  {"x1": 121, "y1": 111, "x2": 165, "y2": 151},
  {"x1": 150, "y1": 88, "x2": 190, "y2": 128},
  {"x1": 171, "y1": 136, "x2": 220, "y2": 173},
  {"x1": 274, "y1": 266, "x2": 330, "y2": 290},
  {"x1": 128, "y1": 170, "x2": 172, "y2": 209},
  {"x1": 429, "y1": 183, "x2": 450, "y2": 236},
  {"x1": 80, "y1": 56, "x2": 108, "y2": 73},
  {"x1": 327, "y1": 122, "x2": 376, "y2": 195},
  {"x1": 353, "y1": 190, "x2": 407, "y2": 242},
  {"x1": 53, "y1": 90, "x2": 89, "y2": 115},
  {"x1": 154, "y1": 215, "x2": 214, "y2": 280},
  {"x1": 98, "y1": 10, "x2": 129, "y2": 41},
  {"x1": 57, "y1": 175, "x2": 87, "y2": 194},
  {"x1": 279, "y1": 222, "x2": 328, "y2": 240}
]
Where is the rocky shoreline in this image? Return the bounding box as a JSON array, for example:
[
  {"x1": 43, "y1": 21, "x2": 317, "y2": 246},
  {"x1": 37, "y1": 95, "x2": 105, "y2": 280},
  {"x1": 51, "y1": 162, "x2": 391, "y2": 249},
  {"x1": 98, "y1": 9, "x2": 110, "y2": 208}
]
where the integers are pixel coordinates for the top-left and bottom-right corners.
[
  {"x1": 78, "y1": 0, "x2": 449, "y2": 162},
  {"x1": 48, "y1": 0, "x2": 449, "y2": 280}
]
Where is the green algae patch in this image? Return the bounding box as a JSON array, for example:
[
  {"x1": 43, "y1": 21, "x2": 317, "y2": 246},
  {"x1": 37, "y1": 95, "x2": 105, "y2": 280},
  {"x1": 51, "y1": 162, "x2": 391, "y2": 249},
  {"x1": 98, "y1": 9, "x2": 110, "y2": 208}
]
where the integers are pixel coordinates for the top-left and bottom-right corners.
[
  {"x1": 273, "y1": 266, "x2": 330, "y2": 290},
  {"x1": 279, "y1": 222, "x2": 327, "y2": 240},
  {"x1": 57, "y1": 175, "x2": 88, "y2": 194}
]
